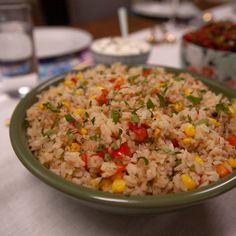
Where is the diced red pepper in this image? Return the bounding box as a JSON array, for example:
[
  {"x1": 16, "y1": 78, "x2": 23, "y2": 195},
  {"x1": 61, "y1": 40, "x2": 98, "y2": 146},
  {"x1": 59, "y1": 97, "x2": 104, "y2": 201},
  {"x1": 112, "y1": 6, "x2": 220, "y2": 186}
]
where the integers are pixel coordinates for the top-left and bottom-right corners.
[
  {"x1": 97, "y1": 147, "x2": 109, "y2": 158},
  {"x1": 115, "y1": 163, "x2": 126, "y2": 174},
  {"x1": 71, "y1": 77, "x2": 77, "y2": 84},
  {"x1": 81, "y1": 153, "x2": 88, "y2": 168},
  {"x1": 227, "y1": 135, "x2": 236, "y2": 147},
  {"x1": 128, "y1": 122, "x2": 149, "y2": 142},
  {"x1": 172, "y1": 138, "x2": 179, "y2": 148},
  {"x1": 142, "y1": 68, "x2": 154, "y2": 77},
  {"x1": 96, "y1": 89, "x2": 109, "y2": 106},
  {"x1": 110, "y1": 142, "x2": 131, "y2": 158},
  {"x1": 113, "y1": 78, "x2": 125, "y2": 90}
]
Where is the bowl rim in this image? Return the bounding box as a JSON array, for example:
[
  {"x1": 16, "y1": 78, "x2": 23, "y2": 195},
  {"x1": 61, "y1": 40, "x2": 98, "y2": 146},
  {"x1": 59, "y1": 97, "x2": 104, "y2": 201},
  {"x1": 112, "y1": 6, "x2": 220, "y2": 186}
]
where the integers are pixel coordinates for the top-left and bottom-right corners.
[{"x1": 10, "y1": 64, "x2": 236, "y2": 209}]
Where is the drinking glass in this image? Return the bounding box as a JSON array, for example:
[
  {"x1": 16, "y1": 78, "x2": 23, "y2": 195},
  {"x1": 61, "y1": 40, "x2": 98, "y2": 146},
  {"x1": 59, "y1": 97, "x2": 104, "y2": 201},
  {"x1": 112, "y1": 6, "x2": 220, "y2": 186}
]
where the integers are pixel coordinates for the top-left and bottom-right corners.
[{"x1": 0, "y1": 2, "x2": 38, "y2": 98}]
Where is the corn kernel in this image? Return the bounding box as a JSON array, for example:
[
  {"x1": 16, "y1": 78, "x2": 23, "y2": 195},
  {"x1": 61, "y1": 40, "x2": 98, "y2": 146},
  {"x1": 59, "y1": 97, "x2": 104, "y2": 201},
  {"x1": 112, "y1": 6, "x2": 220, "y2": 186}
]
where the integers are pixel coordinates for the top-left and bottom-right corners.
[
  {"x1": 76, "y1": 72, "x2": 83, "y2": 80},
  {"x1": 228, "y1": 157, "x2": 236, "y2": 168},
  {"x1": 228, "y1": 105, "x2": 235, "y2": 116},
  {"x1": 181, "y1": 174, "x2": 196, "y2": 190},
  {"x1": 62, "y1": 100, "x2": 71, "y2": 109},
  {"x1": 70, "y1": 142, "x2": 80, "y2": 152},
  {"x1": 89, "y1": 95, "x2": 97, "y2": 100},
  {"x1": 38, "y1": 103, "x2": 44, "y2": 110},
  {"x1": 174, "y1": 101, "x2": 183, "y2": 112},
  {"x1": 112, "y1": 179, "x2": 126, "y2": 193},
  {"x1": 100, "y1": 178, "x2": 112, "y2": 191},
  {"x1": 75, "y1": 107, "x2": 84, "y2": 116},
  {"x1": 183, "y1": 138, "x2": 192, "y2": 145},
  {"x1": 209, "y1": 117, "x2": 220, "y2": 127},
  {"x1": 79, "y1": 127, "x2": 88, "y2": 135},
  {"x1": 64, "y1": 79, "x2": 74, "y2": 87},
  {"x1": 75, "y1": 90, "x2": 82, "y2": 96},
  {"x1": 160, "y1": 82, "x2": 167, "y2": 88},
  {"x1": 183, "y1": 88, "x2": 191, "y2": 96},
  {"x1": 96, "y1": 85, "x2": 105, "y2": 90},
  {"x1": 184, "y1": 124, "x2": 196, "y2": 137},
  {"x1": 154, "y1": 128, "x2": 161, "y2": 138},
  {"x1": 195, "y1": 155, "x2": 204, "y2": 165}
]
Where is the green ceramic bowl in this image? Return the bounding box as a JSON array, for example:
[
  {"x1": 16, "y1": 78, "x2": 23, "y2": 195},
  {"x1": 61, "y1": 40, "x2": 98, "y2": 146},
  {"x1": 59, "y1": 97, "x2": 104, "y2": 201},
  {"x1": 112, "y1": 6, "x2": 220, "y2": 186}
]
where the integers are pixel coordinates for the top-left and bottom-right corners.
[{"x1": 10, "y1": 66, "x2": 236, "y2": 214}]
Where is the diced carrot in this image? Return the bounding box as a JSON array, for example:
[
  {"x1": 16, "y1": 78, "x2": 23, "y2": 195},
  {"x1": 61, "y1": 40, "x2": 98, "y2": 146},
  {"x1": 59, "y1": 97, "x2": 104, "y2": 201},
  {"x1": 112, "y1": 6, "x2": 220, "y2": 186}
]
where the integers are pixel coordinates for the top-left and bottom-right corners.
[{"x1": 216, "y1": 163, "x2": 230, "y2": 178}]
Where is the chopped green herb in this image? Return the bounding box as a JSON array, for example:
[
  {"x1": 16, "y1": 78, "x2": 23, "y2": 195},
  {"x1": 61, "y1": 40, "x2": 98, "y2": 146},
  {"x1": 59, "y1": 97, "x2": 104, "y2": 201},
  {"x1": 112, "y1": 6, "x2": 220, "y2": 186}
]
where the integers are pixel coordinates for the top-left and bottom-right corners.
[
  {"x1": 75, "y1": 123, "x2": 81, "y2": 129},
  {"x1": 64, "y1": 114, "x2": 75, "y2": 123},
  {"x1": 43, "y1": 101, "x2": 59, "y2": 113},
  {"x1": 163, "y1": 147, "x2": 181, "y2": 155},
  {"x1": 96, "y1": 144, "x2": 104, "y2": 152},
  {"x1": 104, "y1": 153, "x2": 112, "y2": 162},
  {"x1": 91, "y1": 117, "x2": 96, "y2": 125},
  {"x1": 111, "y1": 142, "x2": 119, "y2": 150},
  {"x1": 89, "y1": 135, "x2": 99, "y2": 141},
  {"x1": 174, "y1": 77, "x2": 185, "y2": 81},
  {"x1": 131, "y1": 113, "x2": 140, "y2": 123},
  {"x1": 216, "y1": 103, "x2": 232, "y2": 115},
  {"x1": 138, "y1": 156, "x2": 149, "y2": 165},
  {"x1": 175, "y1": 159, "x2": 182, "y2": 166},
  {"x1": 189, "y1": 165, "x2": 196, "y2": 172},
  {"x1": 43, "y1": 129, "x2": 56, "y2": 137},
  {"x1": 111, "y1": 109, "x2": 120, "y2": 124},
  {"x1": 156, "y1": 93, "x2": 168, "y2": 107},
  {"x1": 78, "y1": 81, "x2": 88, "y2": 92},
  {"x1": 146, "y1": 98, "x2": 155, "y2": 109},
  {"x1": 128, "y1": 75, "x2": 139, "y2": 84},
  {"x1": 200, "y1": 89, "x2": 207, "y2": 94},
  {"x1": 186, "y1": 95, "x2": 202, "y2": 105},
  {"x1": 118, "y1": 128, "x2": 123, "y2": 137},
  {"x1": 66, "y1": 129, "x2": 75, "y2": 139},
  {"x1": 196, "y1": 118, "x2": 209, "y2": 126},
  {"x1": 187, "y1": 115, "x2": 192, "y2": 123}
]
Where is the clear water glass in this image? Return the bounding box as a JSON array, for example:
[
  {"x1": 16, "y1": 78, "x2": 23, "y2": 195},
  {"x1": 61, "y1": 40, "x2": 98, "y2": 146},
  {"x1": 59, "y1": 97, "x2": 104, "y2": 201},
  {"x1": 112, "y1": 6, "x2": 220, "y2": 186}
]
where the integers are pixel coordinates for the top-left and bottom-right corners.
[{"x1": 0, "y1": 3, "x2": 38, "y2": 98}]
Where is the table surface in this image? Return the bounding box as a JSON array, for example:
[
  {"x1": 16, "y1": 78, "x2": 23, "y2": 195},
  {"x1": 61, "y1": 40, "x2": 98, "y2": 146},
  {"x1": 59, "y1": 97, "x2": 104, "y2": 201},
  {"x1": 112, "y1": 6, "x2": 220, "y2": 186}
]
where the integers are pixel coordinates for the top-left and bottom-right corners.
[{"x1": 1, "y1": 3, "x2": 236, "y2": 236}]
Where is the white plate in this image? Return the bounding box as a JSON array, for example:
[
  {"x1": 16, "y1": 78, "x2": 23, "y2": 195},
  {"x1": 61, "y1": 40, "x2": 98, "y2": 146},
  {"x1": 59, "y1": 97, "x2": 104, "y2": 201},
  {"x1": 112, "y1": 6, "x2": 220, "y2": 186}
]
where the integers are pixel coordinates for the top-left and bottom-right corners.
[
  {"x1": 132, "y1": 1, "x2": 200, "y2": 19},
  {"x1": 34, "y1": 27, "x2": 92, "y2": 59}
]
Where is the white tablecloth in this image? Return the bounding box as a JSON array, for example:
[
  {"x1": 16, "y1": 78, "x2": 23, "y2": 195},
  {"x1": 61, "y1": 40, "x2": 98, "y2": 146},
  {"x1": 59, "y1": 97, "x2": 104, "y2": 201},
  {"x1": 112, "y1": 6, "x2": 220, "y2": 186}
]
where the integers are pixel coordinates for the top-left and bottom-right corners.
[{"x1": 1, "y1": 4, "x2": 236, "y2": 236}]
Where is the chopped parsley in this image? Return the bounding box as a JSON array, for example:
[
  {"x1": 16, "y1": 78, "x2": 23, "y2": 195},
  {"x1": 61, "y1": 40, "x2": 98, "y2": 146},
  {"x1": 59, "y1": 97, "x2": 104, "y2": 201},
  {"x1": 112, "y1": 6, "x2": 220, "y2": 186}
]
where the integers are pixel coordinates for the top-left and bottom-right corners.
[
  {"x1": 64, "y1": 114, "x2": 75, "y2": 123},
  {"x1": 43, "y1": 129, "x2": 56, "y2": 137},
  {"x1": 104, "y1": 153, "x2": 112, "y2": 162},
  {"x1": 111, "y1": 142, "x2": 119, "y2": 150},
  {"x1": 91, "y1": 117, "x2": 96, "y2": 125},
  {"x1": 156, "y1": 93, "x2": 168, "y2": 107},
  {"x1": 146, "y1": 98, "x2": 155, "y2": 109},
  {"x1": 196, "y1": 118, "x2": 209, "y2": 126},
  {"x1": 89, "y1": 135, "x2": 99, "y2": 141},
  {"x1": 111, "y1": 109, "x2": 120, "y2": 124},
  {"x1": 128, "y1": 75, "x2": 139, "y2": 84},
  {"x1": 138, "y1": 156, "x2": 149, "y2": 165},
  {"x1": 43, "y1": 101, "x2": 59, "y2": 113},
  {"x1": 186, "y1": 95, "x2": 202, "y2": 105},
  {"x1": 131, "y1": 112, "x2": 140, "y2": 123},
  {"x1": 96, "y1": 144, "x2": 105, "y2": 152}
]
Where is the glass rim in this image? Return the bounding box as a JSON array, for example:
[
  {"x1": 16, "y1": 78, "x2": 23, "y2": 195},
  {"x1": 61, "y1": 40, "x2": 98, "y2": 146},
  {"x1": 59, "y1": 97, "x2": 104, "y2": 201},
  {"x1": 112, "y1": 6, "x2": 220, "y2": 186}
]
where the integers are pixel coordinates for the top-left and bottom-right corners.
[{"x1": 0, "y1": 3, "x2": 31, "y2": 11}]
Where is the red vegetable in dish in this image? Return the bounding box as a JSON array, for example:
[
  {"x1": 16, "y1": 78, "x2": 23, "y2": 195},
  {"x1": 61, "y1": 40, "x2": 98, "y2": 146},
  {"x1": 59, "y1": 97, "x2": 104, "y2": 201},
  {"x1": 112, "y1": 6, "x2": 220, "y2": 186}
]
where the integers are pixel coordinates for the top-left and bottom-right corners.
[
  {"x1": 96, "y1": 89, "x2": 109, "y2": 105},
  {"x1": 110, "y1": 142, "x2": 131, "y2": 158},
  {"x1": 183, "y1": 21, "x2": 236, "y2": 52},
  {"x1": 129, "y1": 122, "x2": 149, "y2": 142},
  {"x1": 227, "y1": 134, "x2": 236, "y2": 147}
]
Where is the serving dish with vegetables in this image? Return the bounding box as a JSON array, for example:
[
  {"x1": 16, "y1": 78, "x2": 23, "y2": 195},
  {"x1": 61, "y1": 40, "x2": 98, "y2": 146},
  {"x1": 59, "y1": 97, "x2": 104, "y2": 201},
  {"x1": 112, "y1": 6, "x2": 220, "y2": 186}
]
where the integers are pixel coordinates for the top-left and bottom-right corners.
[{"x1": 10, "y1": 63, "x2": 236, "y2": 214}]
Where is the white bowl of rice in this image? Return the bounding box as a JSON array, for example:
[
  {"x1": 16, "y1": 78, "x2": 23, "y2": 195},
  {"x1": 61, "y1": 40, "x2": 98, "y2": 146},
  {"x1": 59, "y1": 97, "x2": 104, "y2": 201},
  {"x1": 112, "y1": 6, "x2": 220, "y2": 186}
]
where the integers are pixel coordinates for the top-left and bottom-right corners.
[
  {"x1": 10, "y1": 63, "x2": 236, "y2": 214},
  {"x1": 91, "y1": 37, "x2": 151, "y2": 64}
]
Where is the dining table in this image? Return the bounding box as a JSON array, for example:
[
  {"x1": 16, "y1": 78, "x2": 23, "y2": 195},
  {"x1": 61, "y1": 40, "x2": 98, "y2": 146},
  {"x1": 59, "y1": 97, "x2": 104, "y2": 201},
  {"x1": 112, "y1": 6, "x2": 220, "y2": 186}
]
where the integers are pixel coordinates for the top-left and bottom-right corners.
[{"x1": 1, "y1": 3, "x2": 236, "y2": 236}]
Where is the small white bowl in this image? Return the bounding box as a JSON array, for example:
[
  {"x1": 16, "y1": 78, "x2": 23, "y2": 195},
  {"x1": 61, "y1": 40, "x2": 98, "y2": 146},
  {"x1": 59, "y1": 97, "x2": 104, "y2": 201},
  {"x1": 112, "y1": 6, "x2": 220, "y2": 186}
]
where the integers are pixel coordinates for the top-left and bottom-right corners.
[{"x1": 91, "y1": 37, "x2": 151, "y2": 64}]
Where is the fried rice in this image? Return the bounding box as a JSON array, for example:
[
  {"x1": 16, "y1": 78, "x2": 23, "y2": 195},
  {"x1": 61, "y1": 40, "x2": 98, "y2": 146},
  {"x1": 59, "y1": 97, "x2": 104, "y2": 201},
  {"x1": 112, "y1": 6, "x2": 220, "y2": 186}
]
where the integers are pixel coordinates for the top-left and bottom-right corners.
[{"x1": 26, "y1": 63, "x2": 236, "y2": 195}]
